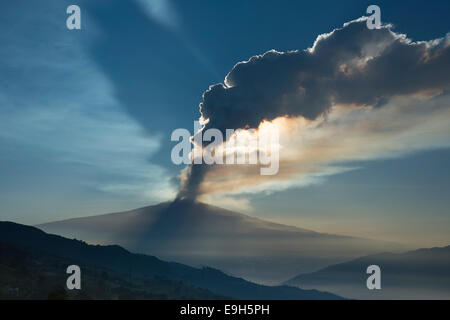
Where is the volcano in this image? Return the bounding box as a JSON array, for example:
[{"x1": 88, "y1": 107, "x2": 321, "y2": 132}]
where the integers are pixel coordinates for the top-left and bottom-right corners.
[{"x1": 38, "y1": 200, "x2": 404, "y2": 284}]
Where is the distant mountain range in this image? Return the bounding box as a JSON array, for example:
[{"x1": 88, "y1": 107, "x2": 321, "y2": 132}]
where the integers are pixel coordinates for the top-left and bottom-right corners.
[
  {"x1": 38, "y1": 199, "x2": 405, "y2": 284},
  {"x1": 286, "y1": 245, "x2": 450, "y2": 299},
  {"x1": 0, "y1": 221, "x2": 342, "y2": 300}
]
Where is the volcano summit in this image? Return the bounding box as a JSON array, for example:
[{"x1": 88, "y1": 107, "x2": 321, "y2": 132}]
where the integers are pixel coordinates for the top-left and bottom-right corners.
[{"x1": 39, "y1": 200, "x2": 404, "y2": 284}]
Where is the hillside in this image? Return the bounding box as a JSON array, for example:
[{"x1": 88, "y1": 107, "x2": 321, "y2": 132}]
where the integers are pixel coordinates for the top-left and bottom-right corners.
[
  {"x1": 0, "y1": 221, "x2": 342, "y2": 300},
  {"x1": 286, "y1": 246, "x2": 450, "y2": 299},
  {"x1": 0, "y1": 241, "x2": 223, "y2": 300}
]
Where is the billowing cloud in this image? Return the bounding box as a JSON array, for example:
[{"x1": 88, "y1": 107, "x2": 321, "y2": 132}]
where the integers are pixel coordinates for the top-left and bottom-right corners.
[{"x1": 179, "y1": 17, "x2": 450, "y2": 205}]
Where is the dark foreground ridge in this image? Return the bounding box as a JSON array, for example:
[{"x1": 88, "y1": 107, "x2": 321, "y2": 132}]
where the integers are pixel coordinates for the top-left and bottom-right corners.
[{"x1": 0, "y1": 221, "x2": 342, "y2": 300}]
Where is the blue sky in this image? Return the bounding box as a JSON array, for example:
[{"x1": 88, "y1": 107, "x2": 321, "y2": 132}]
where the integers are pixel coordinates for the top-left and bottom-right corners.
[{"x1": 0, "y1": 0, "x2": 449, "y2": 246}]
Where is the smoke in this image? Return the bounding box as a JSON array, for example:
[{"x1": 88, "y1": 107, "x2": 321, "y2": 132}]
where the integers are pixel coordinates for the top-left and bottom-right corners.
[{"x1": 178, "y1": 17, "x2": 450, "y2": 200}]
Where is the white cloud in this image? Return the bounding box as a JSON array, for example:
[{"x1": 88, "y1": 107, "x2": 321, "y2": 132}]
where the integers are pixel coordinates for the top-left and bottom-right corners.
[{"x1": 135, "y1": 0, "x2": 179, "y2": 29}]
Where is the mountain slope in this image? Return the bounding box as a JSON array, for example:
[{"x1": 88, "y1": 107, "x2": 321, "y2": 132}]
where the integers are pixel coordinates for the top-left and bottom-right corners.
[
  {"x1": 38, "y1": 199, "x2": 404, "y2": 284},
  {"x1": 0, "y1": 241, "x2": 224, "y2": 300},
  {"x1": 0, "y1": 221, "x2": 342, "y2": 300},
  {"x1": 286, "y1": 246, "x2": 450, "y2": 299}
]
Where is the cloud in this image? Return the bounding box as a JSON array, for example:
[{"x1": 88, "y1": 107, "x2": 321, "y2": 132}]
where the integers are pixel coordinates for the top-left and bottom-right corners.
[
  {"x1": 134, "y1": 0, "x2": 219, "y2": 78},
  {"x1": 198, "y1": 93, "x2": 450, "y2": 199},
  {"x1": 179, "y1": 18, "x2": 450, "y2": 203},
  {"x1": 135, "y1": 0, "x2": 179, "y2": 29}
]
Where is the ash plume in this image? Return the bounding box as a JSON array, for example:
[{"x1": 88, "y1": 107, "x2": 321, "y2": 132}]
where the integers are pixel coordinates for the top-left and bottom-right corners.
[{"x1": 177, "y1": 18, "x2": 450, "y2": 200}]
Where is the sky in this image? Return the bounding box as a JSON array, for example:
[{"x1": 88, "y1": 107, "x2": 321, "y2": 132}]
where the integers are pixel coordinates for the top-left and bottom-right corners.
[{"x1": 0, "y1": 0, "x2": 449, "y2": 247}]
